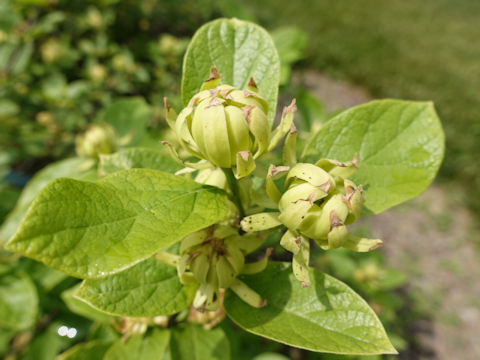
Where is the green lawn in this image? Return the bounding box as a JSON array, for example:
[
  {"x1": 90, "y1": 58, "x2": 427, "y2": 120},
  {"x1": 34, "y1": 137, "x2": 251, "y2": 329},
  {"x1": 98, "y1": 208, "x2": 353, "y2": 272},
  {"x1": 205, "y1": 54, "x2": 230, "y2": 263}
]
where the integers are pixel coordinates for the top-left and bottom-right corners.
[{"x1": 243, "y1": 0, "x2": 480, "y2": 213}]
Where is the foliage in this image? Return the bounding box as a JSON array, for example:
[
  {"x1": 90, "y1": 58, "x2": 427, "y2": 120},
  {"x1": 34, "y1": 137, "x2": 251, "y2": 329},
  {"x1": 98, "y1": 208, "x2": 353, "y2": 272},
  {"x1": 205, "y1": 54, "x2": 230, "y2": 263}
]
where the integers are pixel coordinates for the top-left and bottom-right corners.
[
  {"x1": 0, "y1": 17, "x2": 445, "y2": 359},
  {"x1": 0, "y1": 0, "x2": 196, "y2": 169}
]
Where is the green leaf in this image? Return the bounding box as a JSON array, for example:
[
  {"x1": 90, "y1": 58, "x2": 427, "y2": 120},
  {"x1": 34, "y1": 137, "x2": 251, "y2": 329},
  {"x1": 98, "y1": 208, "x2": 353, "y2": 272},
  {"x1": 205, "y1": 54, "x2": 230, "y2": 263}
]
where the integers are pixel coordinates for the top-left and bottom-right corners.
[
  {"x1": 224, "y1": 262, "x2": 396, "y2": 355},
  {"x1": 57, "y1": 340, "x2": 112, "y2": 360},
  {"x1": 104, "y1": 329, "x2": 170, "y2": 360},
  {"x1": 169, "y1": 324, "x2": 230, "y2": 360},
  {"x1": 20, "y1": 259, "x2": 67, "y2": 293},
  {"x1": 75, "y1": 259, "x2": 196, "y2": 317},
  {"x1": 99, "y1": 147, "x2": 181, "y2": 175},
  {"x1": 62, "y1": 284, "x2": 111, "y2": 322},
  {"x1": 302, "y1": 100, "x2": 444, "y2": 214},
  {"x1": 0, "y1": 328, "x2": 15, "y2": 357},
  {"x1": 0, "y1": 272, "x2": 38, "y2": 330},
  {"x1": 0, "y1": 157, "x2": 96, "y2": 245},
  {"x1": 95, "y1": 97, "x2": 151, "y2": 146},
  {"x1": 7, "y1": 169, "x2": 231, "y2": 278},
  {"x1": 182, "y1": 18, "x2": 280, "y2": 125}
]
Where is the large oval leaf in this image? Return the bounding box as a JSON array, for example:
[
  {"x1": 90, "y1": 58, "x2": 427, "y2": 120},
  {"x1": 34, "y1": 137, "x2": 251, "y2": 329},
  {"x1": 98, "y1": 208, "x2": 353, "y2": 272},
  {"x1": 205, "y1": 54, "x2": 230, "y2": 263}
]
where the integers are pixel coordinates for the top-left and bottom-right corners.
[
  {"x1": 99, "y1": 147, "x2": 181, "y2": 176},
  {"x1": 62, "y1": 284, "x2": 111, "y2": 322},
  {"x1": 6, "y1": 169, "x2": 232, "y2": 278},
  {"x1": 302, "y1": 100, "x2": 444, "y2": 214},
  {"x1": 75, "y1": 259, "x2": 196, "y2": 317},
  {"x1": 0, "y1": 157, "x2": 96, "y2": 245},
  {"x1": 224, "y1": 262, "x2": 396, "y2": 355},
  {"x1": 182, "y1": 18, "x2": 280, "y2": 124}
]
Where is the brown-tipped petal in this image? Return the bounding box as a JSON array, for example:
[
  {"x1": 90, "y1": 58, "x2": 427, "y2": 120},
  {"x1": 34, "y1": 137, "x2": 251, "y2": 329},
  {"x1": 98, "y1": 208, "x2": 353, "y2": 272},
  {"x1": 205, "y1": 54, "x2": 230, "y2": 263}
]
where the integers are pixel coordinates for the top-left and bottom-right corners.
[
  {"x1": 242, "y1": 105, "x2": 254, "y2": 125},
  {"x1": 352, "y1": 153, "x2": 359, "y2": 168},
  {"x1": 369, "y1": 243, "x2": 383, "y2": 251},
  {"x1": 163, "y1": 96, "x2": 170, "y2": 111},
  {"x1": 283, "y1": 98, "x2": 297, "y2": 116},
  {"x1": 280, "y1": 230, "x2": 301, "y2": 255},
  {"x1": 329, "y1": 210, "x2": 344, "y2": 231},
  {"x1": 235, "y1": 150, "x2": 256, "y2": 178},
  {"x1": 268, "y1": 98, "x2": 296, "y2": 151},
  {"x1": 200, "y1": 66, "x2": 221, "y2": 91},
  {"x1": 207, "y1": 66, "x2": 220, "y2": 81},
  {"x1": 270, "y1": 165, "x2": 290, "y2": 177},
  {"x1": 247, "y1": 77, "x2": 258, "y2": 92},
  {"x1": 318, "y1": 181, "x2": 331, "y2": 193}
]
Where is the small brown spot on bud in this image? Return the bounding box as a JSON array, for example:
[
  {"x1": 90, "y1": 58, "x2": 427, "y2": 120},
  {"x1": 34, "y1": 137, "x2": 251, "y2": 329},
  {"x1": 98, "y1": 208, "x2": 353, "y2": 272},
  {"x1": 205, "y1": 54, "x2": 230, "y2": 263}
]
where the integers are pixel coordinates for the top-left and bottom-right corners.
[{"x1": 248, "y1": 77, "x2": 257, "y2": 88}]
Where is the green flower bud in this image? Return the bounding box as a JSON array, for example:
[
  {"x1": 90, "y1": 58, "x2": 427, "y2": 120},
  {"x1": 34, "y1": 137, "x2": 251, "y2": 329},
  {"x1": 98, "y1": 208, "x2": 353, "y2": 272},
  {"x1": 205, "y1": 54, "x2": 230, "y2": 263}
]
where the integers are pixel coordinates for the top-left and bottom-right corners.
[
  {"x1": 175, "y1": 78, "x2": 268, "y2": 172},
  {"x1": 178, "y1": 224, "x2": 265, "y2": 310},
  {"x1": 242, "y1": 157, "x2": 382, "y2": 285},
  {"x1": 170, "y1": 67, "x2": 295, "y2": 178},
  {"x1": 276, "y1": 159, "x2": 381, "y2": 252},
  {"x1": 75, "y1": 124, "x2": 117, "y2": 159}
]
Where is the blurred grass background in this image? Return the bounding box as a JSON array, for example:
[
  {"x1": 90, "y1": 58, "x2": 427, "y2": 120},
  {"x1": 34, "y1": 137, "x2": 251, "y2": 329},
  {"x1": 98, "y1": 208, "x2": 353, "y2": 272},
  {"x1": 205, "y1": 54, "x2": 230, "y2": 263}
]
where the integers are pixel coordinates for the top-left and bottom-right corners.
[{"x1": 242, "y1": 0, "x2": 480, "y2": 215}]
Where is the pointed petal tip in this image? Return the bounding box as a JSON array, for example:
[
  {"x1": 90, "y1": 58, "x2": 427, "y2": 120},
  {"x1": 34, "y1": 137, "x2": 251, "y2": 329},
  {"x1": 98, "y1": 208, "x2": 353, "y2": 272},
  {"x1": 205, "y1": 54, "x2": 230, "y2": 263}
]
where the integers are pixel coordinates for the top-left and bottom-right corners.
[
  {"x1": 369, "y1": 243, "x2": 383, "y2": 251},
  {"x1": 352, "y1": 153, "x2": 359, "y2": 168},
  {"x1": 265, "y1": 247, "x2": 273, "y2": 257},
  {"x1": 283, "y1": 98, "x2": 297, "y2": 115},
  {"x1": 269, "y1": 164, "x2": 290, "y2": 177},
  {"x1": 207, "y1": 66, "x2": 220, "y2": 81},
  {"x1": 238, "y1": 150, "x2": 251, "y2": 161}
]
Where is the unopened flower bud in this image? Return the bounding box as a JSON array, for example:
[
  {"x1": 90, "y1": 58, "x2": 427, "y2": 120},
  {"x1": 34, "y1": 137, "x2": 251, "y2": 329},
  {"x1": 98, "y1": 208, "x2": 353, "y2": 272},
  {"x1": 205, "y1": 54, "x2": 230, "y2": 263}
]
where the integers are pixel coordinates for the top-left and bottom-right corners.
[
  {"x1": 178, "y1": 224, "x2": 265, "y2": 310},
  {"x1": 75, "y1": 124, "x2": 117, "y2": 159},
  {"x1": 241, "y1": 157, "x2": 382, "y2": 283},
  {"x1": 169, "y1": 67, "x2": 296, "y2": 177}
]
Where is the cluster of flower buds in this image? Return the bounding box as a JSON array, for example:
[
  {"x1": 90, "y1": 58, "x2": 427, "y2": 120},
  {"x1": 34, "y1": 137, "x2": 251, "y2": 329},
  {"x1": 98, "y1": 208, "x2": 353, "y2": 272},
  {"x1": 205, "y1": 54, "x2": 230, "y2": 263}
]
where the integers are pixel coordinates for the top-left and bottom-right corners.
[
  {"x1": 163, "y1": 67, "x2": 296, "y2": 178},
  {"x1": 241, "y1": 157, "x2": 382, "y2": 286},
  {"x1": 75, "y1": 124, "x2": 117, "y2": 159},
  {"x1": 176, "y1": 224, "x2": 271, "y2": 310}
]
